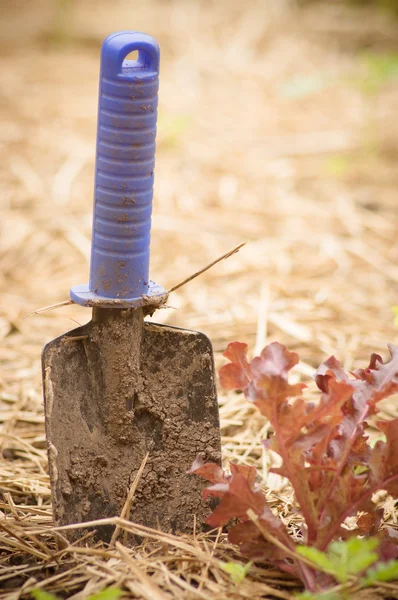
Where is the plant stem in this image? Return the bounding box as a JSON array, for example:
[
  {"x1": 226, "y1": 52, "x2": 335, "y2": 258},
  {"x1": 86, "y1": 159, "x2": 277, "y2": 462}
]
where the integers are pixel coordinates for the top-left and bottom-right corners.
[
  {"x1": 271, "y1": 403, "x2": 319, "y2": 544},
  {"x1": 317, "y1": 403, "x2": 370, "y2": 540},
  {"x1": 319, "y1": 472, "x2": 398, "y2": 551}
]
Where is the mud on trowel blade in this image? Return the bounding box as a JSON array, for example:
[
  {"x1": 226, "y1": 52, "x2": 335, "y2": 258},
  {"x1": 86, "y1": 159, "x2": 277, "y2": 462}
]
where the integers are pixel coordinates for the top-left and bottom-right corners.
[{"x1": 42, "y1": 31, "x2": 221, "y2": 543}]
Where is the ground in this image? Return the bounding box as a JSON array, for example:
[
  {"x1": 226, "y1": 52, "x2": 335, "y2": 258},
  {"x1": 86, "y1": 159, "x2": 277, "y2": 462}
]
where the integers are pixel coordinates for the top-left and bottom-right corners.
[{"x1": 1, "y1": 0, "x2": 398, "y2": 598}]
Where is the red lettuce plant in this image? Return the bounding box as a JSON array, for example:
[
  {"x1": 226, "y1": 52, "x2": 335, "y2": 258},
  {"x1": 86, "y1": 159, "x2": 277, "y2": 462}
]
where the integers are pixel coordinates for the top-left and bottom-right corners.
[{"x1": 190, "y1": 342, "x2": 398, "y2": 589}]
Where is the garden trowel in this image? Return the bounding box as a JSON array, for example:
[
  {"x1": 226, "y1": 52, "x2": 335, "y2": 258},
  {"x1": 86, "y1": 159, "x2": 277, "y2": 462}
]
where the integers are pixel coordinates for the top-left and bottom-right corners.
[{"x1": 42, "y1": 32, "x2": 221, "y2": 543}]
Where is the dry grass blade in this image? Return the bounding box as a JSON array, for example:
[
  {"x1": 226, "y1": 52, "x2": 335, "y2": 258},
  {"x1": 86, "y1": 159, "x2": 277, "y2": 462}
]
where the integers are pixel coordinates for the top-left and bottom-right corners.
[
  {"x1": 1, "y1": 0, "x2": 398, "y2": 598},
  {"x1": 116, "y1": 542, "x2": 169, "y2": 600},
  {"x1": 247, "y1": 509, "x2": 315, "y2": 572},
  {"x1": 157, "y1": 564, "x2": 213, "y2": 600},
  {"x1": 110, "y1": 452, "x2": 149, "y2": 546},
  {"x1": 167, "y1": 242, "x2": 247, "y2": 294},
  {"x1": 28, "y1": 300, "x2": 74, "y2": 316},
  {"x1": 40, "y1": 518, "x2": 223, "y2": 567}
]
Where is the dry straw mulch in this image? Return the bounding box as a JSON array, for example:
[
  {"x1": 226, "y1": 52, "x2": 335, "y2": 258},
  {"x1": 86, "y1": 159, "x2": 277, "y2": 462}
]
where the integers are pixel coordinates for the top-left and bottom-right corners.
[{"x1": 1, "y1": 0, "x2": 398, "y2": 598}]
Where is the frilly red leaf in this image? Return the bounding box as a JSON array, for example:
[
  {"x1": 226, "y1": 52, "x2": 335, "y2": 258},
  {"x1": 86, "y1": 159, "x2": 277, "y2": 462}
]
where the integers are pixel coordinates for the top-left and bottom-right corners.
[
  {"x1": 370, "y1": 418, "x2": 398, "y2": 496},
  {"x1": 190, "y1": 341, "x2": 398, "y2": 584},
  {"x1": 205, "y1": 472, "x2": 266, "y2": 527},
  {"x1": 254, "y1": 342, "x2": 300, "y2": 376},
  {"x1": 315, "y1": 355, "x2": 351, "y2": 392},
  {"x1": 187, "y1": 456, "x2": 226, "y2": 485},
  {"x1": 228, "y1": 521, "x2": 289, "y2": 562},
  {"x1": 219, "y1": 342, "x2": 251, "y2": 390},
  {"x1": 229, "y1": 463, "x2": 257, "y2": 487}
]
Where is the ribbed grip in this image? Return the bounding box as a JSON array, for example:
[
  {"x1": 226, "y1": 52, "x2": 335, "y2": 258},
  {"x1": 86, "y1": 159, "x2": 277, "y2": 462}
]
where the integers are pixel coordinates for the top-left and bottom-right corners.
[{"x1": 89, "y1": 32, "x2": 159, "y2": 300}]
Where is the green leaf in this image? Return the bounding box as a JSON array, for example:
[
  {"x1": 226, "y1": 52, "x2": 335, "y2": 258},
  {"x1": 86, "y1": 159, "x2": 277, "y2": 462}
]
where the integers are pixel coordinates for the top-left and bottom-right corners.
[
  {"x1": 296, "y1": 546, "x2": 336, "y2": 574},
  {"x1": 393, "y1": 306, "x2": 398, "y2": 327},
  {"x1": 297, "y1": 538, "x2": 379, "y2": 584},
  {"x1": 295, "y1": 591, "x2": 343, "y2": 600},
  {"x1": 363, "y1": 560, "x2": 398, "y2": 585},
  {"x1": 325, "y1": 155, "x2": 351, "y2": 178},
  {"x1": 221, "y1": 560, "x2": 252, "y2": 584},
  {"x1": 31, "y1": 592, "x2": 59, "y2": 600},
  {"x1": 158, "y1": 114, "x2": 190, "y2": 147},
  {"x1": 31, "y1": 589, "x2": 124, "y2": 600},
  {"x1": 353, "y1": 465, "x2": 369, "y2": 475},
  {"x1": 88, "y1": 588, "x2": 124, "y2": 600},
  {"x1": 363, "y1": 52, "x2": 398, "y2": 81},
  {"x1": 359, "y1": 52, "x2": 398, "y2": 95},
  {"x1": 328, "y1": 538, "x2": 378, "y2": 583}
]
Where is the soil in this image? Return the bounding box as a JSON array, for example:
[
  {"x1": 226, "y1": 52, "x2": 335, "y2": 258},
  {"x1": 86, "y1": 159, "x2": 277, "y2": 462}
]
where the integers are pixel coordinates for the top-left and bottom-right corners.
[{"x1": 42, "y1": 308, "x2": 221, "y2": 543}]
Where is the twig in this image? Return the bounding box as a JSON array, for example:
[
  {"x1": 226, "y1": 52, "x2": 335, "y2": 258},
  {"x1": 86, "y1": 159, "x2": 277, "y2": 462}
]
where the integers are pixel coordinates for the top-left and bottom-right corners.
[
  {"x1": 35, "y1": 518, "x2": 222, "y2": 567},
  {"x1": 28, "y1": 300, "x2": 74, "y2": 316},
  {"x1": 28, "y1": 243, "x2": 246, "y2": 316},
  {"x1": 246, "y1": 509, "x2": 316, "y2": 592},
  {"x1": 167, "y1": 242, "x2": 247, "y2": 294},
  {"x1": 246, "y1": 509, "x2": 313, "y2": 571}
]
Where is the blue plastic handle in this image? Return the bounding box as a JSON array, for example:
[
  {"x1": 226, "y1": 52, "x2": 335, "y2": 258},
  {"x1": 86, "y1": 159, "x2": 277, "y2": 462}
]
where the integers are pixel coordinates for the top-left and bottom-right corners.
[{"x1": 71, "y1": 32, "x2": 165, "y2": 308}]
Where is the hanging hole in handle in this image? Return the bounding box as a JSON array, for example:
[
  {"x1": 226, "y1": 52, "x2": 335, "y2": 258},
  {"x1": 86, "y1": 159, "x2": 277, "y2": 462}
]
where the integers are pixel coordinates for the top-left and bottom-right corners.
[{"x1": 122, "y1": 50, "x2": 145, "y2": 72}]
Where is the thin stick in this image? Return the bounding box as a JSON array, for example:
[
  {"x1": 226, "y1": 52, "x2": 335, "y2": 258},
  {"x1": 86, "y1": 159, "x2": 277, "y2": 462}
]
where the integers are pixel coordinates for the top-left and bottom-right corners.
[
  {"x1": 34, "y1": 518, "x2": 222, "y2": 567},
  {"x1": 110, "y1": 452, "x2": 149, "y2": 546},
  {"x1": 28, "y1": 300, "x2": 73, "y2": 316},
  {"x1": 246, "y1": 510, "x2": 306, "y2": 567},
  {"x1": 28, "y1": 243, "x2": 245, "y2": 316},
  {"x1": 246, "y1": 509, "x2": 316, "y2": 591},
  {"x1": 167, "y1": 242, "x2": 247, "y2": 294}
]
